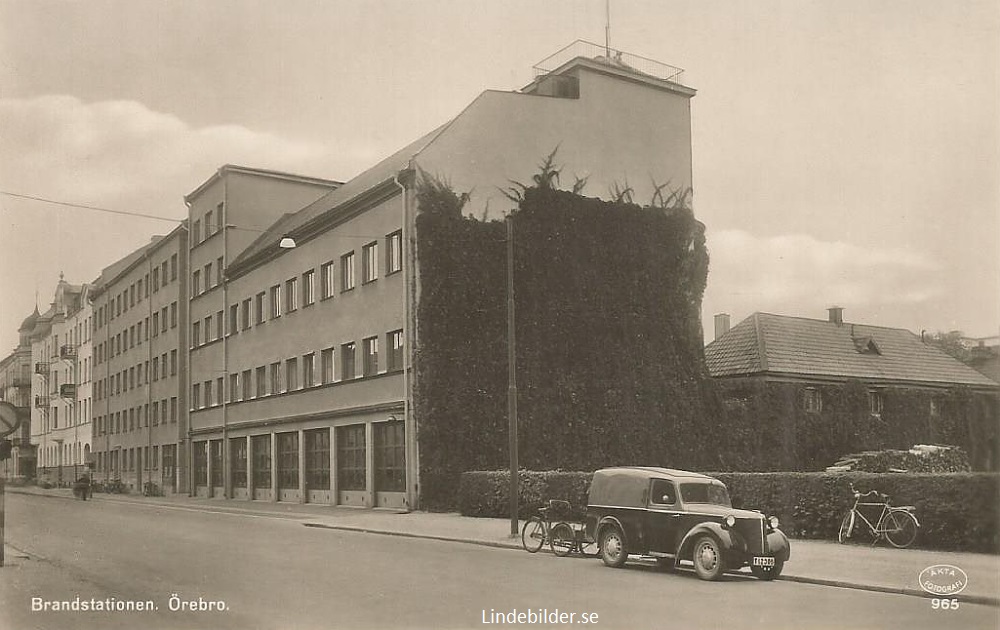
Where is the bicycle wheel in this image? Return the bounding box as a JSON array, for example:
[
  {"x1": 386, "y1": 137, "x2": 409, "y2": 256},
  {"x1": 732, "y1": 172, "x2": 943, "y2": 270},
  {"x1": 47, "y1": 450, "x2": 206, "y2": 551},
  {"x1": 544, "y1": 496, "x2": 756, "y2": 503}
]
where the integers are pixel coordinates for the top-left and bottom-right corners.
[
  {"x1": 884, "y1": 510, "x2": 918, "y2": 549},
  {"x1": 521, "y1": 517, "x2": 546, "y2": 553},
  {"x1": 838, "y1": 511, "x2": 855, "y2": 544}
]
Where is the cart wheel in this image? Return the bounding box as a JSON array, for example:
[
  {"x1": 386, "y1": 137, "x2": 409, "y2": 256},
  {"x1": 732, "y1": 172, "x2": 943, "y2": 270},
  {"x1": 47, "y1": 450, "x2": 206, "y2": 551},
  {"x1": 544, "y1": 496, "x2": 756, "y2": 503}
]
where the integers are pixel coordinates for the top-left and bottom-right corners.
[{"x1": 550, "y1": 523, "x2": 575, "y2": 557}]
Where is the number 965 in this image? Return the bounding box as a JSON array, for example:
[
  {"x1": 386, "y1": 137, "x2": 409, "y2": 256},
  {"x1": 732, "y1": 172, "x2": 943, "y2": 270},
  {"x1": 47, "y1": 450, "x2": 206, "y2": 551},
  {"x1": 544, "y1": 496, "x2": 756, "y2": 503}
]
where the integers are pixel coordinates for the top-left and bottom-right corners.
[{"x1": 931, "y1": 599, "x2": 959, "y2": 610}]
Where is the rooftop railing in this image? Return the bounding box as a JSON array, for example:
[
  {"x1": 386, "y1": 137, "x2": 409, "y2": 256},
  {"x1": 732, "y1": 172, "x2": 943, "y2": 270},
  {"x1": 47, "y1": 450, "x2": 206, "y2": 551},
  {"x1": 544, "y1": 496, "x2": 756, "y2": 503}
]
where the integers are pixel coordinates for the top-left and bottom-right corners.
[{"x1": 532, "y1": 40, "x2": 685, "y2": 85}]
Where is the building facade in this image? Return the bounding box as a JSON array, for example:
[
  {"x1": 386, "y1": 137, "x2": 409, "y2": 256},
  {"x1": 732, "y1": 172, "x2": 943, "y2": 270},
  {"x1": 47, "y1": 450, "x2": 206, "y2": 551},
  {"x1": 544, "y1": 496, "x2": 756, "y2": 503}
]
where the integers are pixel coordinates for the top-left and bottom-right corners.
[
  {"x1": 184, "y1": 166, "x2": 341, "y2": 500},
  {"x1": 29, "y1": 277, "x2": 92, "y2": 485},
  {"x1": 0, "y1": 330, "x2": 33, "y2": 478},
  {"x1": 185, "y1": 42, "x2": 696, "y2": 509},
  {"x1": 90, "y1": 227, "x2": 189, "y2": 493}
]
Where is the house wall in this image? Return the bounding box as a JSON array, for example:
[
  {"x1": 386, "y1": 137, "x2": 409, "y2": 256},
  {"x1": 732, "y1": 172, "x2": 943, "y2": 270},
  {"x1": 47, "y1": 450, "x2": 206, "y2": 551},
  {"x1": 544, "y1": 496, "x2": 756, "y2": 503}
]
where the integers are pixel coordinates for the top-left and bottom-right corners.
[
  {"x1": 715, "y1": 378, "x2": 1000, "y2": 472},
  {"x1": 417, "y1": 64, "x2": 693, "y2": 218},
  {"x1": 91, "y1": 230, "x2": 188, "y2": 494}
]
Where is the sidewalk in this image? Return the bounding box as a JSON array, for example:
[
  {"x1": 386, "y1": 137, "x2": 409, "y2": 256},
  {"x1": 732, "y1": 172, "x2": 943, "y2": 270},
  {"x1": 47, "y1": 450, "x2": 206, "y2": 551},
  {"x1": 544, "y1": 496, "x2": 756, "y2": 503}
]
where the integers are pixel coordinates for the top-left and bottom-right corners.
[{"x1": 8, "y1": 485, "x2": 999, "y2": 606}]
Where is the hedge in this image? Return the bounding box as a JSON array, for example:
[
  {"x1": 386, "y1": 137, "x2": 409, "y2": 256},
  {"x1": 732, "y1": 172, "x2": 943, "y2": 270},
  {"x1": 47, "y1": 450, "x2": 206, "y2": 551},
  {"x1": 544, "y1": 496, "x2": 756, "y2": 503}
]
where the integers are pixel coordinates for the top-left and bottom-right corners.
[{"x1": 458, "y1": 470, "x2": 1000, "y2": 553}]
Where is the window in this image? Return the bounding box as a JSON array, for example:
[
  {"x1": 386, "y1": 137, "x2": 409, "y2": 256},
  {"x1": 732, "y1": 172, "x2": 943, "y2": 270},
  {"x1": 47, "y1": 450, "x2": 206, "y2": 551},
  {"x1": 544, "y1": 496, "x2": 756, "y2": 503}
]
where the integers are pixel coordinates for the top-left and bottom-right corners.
[
  {"x1": 336, "y1": 424, "x2": 366, "y2": 491},
  {"x1": 649, "y1": 479, "x2": 677, "y2": 505},
  {"x1": 192, "y1": 219, "x2": 202, "y2": 244},
  {"x1": 160, "y1": 307, "x2": 168, "y2": 333},
  {"x1": 204, "y1": 263, "x2": 213, "y2": 290},
  {"x1": 303, "y1": 353, "x2": 315, "y2": 387},
  {"x1": 170, "y1": 350, "x2": 177, "y2": 375},
  {"x1": 277, "y1": 432, "x2": 299, "y2": 490},
  {"x1": 161, "y1": 261, "x2": 168, "y2": 285},
  {"x1": 216, "y1": 310, "x2": 224, "y2": 340},
  {"x1": 341, "y1": 252, "x2": 355, "y2": 291},
  {"x1": 320, "y1": 261, "x2": 335, "y2": 299},
  {"x1": 363, "y1": 336, "x2": 379, "y2": 376},
  {"x1": 230, "y1": 438, "x2": 247, "y2": 489},
  {"x1": 374, "y1": 421, "x2": 405, "y2": 492},
  {"x1": 216, "y1": 377, "x2": 224, "y2": 405},
  {"x1": 386, "y1": 230, "x2": 402, "y2": 274},
  {"x1": 192, "y1": 321, "x2": 201, "y2": 347},
  {"x1": 252, "y1": 434, "x2": 271, "y2": 489},
  {"x1": 255, "y1": 292, "x2": 266, "y2": 324},
  {"x1": 170, "y1": 254, "x2": 177, "y2": 280},
  {"x1": 242, "y1": 369, "x2": 252, "y2": 401},
  {"x1": 341, "y1": 342, "x2": 356, "y2": 380},
  {"x1": 216, "y1": 256, "x2": 224, "y2": 286},
  {"x1": 255, "y1": 366, "x2": 266, "y2": 398},
  {"x1": 285, "y1": 277, "x2": 298, "y2": 313},
  {"x1": 269, "y1": 285, "x2": 282, "y2": 319},
  {"x1": 321, "y1": 348, "x2": 334, "y2": 384},
  {"x1": 204, "y1": 379, "x2": 213, "y2": 407},
  {"x1": 204, "y1": 210, "x2": 213, "y2": 236},
  {"x1": 204, "y1": 316, "x2": 213, "y2": 343},
  {"x1": 170, "y1": 397, "x2": 177, "y2": 421},
  {"x1": 362, "y1": 241, "x2": 378, "y2": 284},
  {"x1": 211, "y1": 440, "x2": 223, "y2": 487},
  {"x1": 229, "y1": 373, "x2": 239, "y2": 402},
  {"x1": 302, "y1": 270, "x2": 315, "y2": 307},
  {"x1": 929, "y1": 399, "x2": 940, "y2": 418},
  {"x1": 229, "y1": 304, "x2": 239, "y2": 336},
  {"x1": 192, "y1": 269, "x2": 201, "y2": 296},
  {"x1": 868, "y1": 391, "x2": 884, "y2": 417},
  {"x1": 152, "y1": 267, "x2": 160, "y2": 291},
  {"x1": 803, "y1": 388, "x2": 822, "y2": 414},
  {"x1": 192, "y1": 383, "x2": 201, "y2": 410},
  {"x1": 386, "y1": 330, "x2": 403, "y2": 371},
  {"x1": 241, "y1": 298, "x2": 252, "y2": 330},
  {"x1": 305, "y1": 429, "x2": 330, "y2": 490},
  {"x1": 217, "y1": 202, "x2": 225, "y2": 229},
  {"x1": 285, "y1": 357, "x2": 298, "y2": 391},
  {"x1": 270, "y1": 362, "x2": 282, "y2": 394},
  {"x1": 170, "y1": 302, "x2": 177, "y2": 328}
]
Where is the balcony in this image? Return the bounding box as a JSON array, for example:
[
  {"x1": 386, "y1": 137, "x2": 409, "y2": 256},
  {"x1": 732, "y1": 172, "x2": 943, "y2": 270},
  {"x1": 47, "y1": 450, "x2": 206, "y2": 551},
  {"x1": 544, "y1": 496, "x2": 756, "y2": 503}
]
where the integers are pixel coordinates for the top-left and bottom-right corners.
[
  {"x1": 59, "y1": 384, "x2": 77, "y2": 399},
  {"x1": 34, "y1": 362, "x2": 49, "y2": 375},
  {"x1": 60, "y1": 345, "x2": 78, "y2": 360},
  {"x1": 34, "y1": 395, "x2": 50, "y2": 408}
]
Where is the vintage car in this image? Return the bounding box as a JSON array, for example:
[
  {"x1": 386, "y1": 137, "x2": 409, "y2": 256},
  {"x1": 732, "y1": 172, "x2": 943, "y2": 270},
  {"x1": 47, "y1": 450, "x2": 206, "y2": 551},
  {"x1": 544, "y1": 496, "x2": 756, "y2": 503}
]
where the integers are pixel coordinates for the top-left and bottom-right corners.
[{"x1": 586, "y1": 467, "x2": 789, "y2": 580}]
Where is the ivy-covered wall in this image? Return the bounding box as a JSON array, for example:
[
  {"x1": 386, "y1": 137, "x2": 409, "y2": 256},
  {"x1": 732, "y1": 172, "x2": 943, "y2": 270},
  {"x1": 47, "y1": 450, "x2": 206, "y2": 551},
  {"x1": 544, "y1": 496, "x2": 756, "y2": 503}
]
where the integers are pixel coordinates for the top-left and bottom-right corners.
[
  {"x1": 715, "y1": 378, "x2": 1000, "y2": 472},
  {"x1": 414, "y1": 177, "x2": 720, "y2": 509}
]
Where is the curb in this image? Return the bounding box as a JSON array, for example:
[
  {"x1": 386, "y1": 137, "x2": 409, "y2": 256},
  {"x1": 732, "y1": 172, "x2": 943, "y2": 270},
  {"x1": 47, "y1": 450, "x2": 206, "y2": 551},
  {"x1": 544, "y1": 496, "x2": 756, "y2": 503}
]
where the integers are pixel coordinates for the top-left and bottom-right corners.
[{"x1": 301, "y1": 521, "x2": 1000, "y2": 608}]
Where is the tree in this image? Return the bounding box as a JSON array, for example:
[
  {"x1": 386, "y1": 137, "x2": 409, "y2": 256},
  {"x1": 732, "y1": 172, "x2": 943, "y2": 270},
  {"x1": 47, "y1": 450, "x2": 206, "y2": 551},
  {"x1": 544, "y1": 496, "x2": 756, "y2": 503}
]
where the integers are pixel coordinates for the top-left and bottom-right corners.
[{"x1": 924, "y1": 330, "x2": 970, "y2": 362}]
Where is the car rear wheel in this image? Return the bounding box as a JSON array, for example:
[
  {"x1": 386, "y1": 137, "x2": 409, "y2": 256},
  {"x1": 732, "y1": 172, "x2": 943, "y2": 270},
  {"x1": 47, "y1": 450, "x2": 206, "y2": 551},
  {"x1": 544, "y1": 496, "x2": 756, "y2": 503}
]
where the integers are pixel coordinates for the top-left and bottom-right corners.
[
  {"x1": 750, "y1": 558, "x2": 784, "y2": 580},
  {"x1": 692, "y1": 536, "x2": 726, "y2": 581},
  {"x1": 599, "y1": 526, "x2": 627, "y2": 568}
]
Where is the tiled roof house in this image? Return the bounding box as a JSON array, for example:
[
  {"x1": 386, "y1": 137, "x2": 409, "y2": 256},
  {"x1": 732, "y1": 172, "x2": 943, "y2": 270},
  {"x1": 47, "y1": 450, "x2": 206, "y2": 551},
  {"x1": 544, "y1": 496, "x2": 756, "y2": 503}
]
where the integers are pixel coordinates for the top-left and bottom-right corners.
[{"x1": 704, "y1": 308, "x2": 999, "y2": 472}]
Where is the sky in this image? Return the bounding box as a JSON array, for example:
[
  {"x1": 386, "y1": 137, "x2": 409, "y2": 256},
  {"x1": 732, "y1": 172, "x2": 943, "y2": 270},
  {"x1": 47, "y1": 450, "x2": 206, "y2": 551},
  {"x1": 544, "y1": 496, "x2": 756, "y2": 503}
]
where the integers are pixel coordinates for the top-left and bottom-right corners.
[{"x1": 1, "y1": 0, "x2": 997, "y2": 356}]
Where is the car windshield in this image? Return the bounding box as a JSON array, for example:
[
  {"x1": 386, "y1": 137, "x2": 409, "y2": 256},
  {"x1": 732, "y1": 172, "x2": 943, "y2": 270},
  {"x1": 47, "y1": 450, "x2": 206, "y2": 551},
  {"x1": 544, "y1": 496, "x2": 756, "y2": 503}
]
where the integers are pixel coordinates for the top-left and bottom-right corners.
[{"x1": 679, "y1": 482, "x2": 731, "y2": 506}]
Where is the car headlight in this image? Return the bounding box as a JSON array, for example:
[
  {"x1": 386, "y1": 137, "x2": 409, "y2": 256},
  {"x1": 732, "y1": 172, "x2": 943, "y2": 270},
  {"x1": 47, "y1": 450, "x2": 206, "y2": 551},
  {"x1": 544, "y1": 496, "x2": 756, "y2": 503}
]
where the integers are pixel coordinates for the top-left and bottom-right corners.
[
  {"x1": 724, "y1": 515, "x2": 736, "y2": 528},
  {"x1": 768, "y1": 516, "x2": 780, "y2": 530}
]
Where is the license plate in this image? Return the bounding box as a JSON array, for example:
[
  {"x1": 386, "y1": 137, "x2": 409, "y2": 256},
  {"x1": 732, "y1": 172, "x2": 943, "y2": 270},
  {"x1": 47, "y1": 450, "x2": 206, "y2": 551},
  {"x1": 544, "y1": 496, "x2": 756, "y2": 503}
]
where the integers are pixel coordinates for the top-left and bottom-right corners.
[{"x1": 752, "y1": 556, "x2": 775, "y2": 568}]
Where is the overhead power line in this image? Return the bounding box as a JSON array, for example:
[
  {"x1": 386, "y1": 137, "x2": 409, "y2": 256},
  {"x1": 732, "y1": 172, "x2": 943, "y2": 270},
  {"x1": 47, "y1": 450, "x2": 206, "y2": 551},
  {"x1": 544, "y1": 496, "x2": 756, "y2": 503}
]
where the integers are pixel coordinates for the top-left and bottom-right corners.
[{"x1": 0, "y1": 190, "x2": 183, "y2": 223}]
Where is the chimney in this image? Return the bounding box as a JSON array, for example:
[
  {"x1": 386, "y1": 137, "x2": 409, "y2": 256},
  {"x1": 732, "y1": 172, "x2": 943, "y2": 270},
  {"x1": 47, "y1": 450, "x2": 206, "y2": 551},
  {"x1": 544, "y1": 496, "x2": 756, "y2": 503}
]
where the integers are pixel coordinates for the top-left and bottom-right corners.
[
  {"x1": 714, "y1": 313, "x2": 731, "y2": 340},
  {"x1": 828, "y1": 306, "x2": 844, "y2": 326}
]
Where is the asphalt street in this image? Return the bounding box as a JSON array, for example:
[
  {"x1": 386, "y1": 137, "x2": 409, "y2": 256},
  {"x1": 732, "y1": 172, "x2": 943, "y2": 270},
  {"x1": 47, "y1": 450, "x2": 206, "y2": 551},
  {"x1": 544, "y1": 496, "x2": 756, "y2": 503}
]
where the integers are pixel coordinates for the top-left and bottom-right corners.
[{"x1": 2, "y1": 492, "x2": 997, "y2": 630}]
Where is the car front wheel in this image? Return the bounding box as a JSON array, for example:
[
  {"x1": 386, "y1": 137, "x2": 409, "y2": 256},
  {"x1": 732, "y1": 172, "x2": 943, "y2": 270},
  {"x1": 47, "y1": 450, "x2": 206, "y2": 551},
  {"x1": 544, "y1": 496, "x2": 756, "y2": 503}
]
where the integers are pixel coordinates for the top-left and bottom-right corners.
[
  {"x1": 692, "y1": 536, "x2": 726, "y2": 581},
  {"x1": 599, "y1": 527, "x2": 627, "y2": 568}
]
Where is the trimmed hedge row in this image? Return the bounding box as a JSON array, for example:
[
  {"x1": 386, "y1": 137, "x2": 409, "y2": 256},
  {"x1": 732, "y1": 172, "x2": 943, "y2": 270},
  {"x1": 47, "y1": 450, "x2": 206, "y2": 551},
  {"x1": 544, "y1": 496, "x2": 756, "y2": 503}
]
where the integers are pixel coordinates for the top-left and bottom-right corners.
[{"x1": 457, "y1": 470, "x2": 1000, "y2": 553}]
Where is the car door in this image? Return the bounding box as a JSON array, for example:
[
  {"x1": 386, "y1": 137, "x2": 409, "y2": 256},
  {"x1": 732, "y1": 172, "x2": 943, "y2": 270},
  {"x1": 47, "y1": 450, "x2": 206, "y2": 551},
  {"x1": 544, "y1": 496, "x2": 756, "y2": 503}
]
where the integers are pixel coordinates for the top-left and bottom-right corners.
[{"x1": 645, "y1": 478, "x2": 682, "y2": 554}]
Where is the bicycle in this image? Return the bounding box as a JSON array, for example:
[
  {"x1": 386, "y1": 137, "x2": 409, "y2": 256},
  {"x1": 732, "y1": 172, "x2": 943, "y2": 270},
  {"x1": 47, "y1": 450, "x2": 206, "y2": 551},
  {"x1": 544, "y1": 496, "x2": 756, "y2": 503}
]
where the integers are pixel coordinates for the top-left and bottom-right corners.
[
  {"x1": 838, "y1": 483, "x2": 919, "y2": 548},
  {"x1": 521, "y1": 500, "x2": 597, "y2": 557}
]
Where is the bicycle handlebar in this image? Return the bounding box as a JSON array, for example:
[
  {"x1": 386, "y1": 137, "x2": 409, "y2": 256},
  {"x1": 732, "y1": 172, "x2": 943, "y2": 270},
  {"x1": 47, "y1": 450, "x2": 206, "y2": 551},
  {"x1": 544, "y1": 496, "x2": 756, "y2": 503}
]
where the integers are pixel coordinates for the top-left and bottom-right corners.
[{"x1": 849, "y1": 483, "x2": 886, "y2": 500}]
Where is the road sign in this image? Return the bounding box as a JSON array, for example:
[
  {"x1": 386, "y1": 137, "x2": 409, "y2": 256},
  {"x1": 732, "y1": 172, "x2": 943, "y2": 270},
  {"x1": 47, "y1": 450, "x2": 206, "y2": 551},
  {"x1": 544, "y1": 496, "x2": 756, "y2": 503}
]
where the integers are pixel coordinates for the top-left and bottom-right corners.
[{"x1": 0, "y1": 402, "x2": 20, "y2": 439}]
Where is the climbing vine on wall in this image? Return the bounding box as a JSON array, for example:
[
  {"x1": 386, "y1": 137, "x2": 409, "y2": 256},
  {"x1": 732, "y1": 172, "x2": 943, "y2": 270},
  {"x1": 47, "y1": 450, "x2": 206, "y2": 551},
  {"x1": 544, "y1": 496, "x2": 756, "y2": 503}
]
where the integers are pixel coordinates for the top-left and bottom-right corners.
[{"x1": 413, "y1": 167, "x2": 719, "y2": 509}]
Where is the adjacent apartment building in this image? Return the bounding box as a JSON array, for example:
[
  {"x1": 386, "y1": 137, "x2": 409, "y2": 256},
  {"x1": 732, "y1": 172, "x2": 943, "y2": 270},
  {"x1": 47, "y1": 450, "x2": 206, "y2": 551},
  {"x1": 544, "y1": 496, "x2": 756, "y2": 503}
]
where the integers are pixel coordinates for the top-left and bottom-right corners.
[
  {"x1": 184, "y1": 41, "x2": 697, "y2": 509},
  {"x1": 0, "y1": 322, "x2": 33, "y2": 478},
  {"x1": 29, "y1": 276, "x2": 93, "y2": 485},
  {"x1": 90, "y1": 226, "x2": 189, "y2": 493}
]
